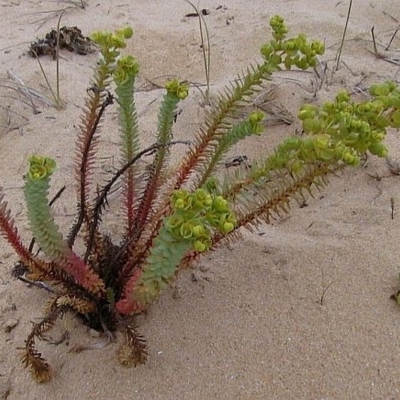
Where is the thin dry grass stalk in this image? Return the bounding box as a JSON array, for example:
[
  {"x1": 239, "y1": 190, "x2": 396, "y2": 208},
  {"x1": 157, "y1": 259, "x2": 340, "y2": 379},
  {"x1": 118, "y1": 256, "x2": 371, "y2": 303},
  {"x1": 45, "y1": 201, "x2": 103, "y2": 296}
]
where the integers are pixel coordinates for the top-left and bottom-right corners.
[{"x1": 4, "y1": 71, "x2": 59, "y2": 112}]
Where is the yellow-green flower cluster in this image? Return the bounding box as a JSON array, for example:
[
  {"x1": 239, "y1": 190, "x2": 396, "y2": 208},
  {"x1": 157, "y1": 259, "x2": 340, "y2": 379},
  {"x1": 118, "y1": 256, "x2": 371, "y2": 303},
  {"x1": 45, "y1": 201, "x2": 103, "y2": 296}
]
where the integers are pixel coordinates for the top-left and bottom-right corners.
[
  {"x1": 264, "y1": 81, "x2": 397, "y2": 171},
  {"x1": 296, "y1": 84, "x2": 398, "y2": 164},
  {"x1": 164, "y1": 189, "x2": 236, "y2": 253},
  {"x1": 248, "y1": 111, "x2": 265, "y2": 134},
  {"x1": 260, "y1": 15, "x2": 325, "y2": 71},
  {"x1": 369, "y1": 81, "x2": 400, "y2": 129},
  {"x1": 269, "y1": 15, "x2": 288, "y2": 41},
  {"x1": 114, "y1": 55, "x2": 140, "y2": 85},
  {"x1": 91, "y1": 26, "x2": 133, "y2": 50},
  {"x1": 263, "y1": 82, "x2": 400, "y2": 174},
  {"x1": 165, "y1": 79, "x2": 189, "y2": 100},
  {"x1": 263, "y1": 132, "x2": 361, "y2": 176},
  {"x1": 27, "y1": 156, "x2": 56, "y2": 181},
  {"x1": 91, "y1": 26, "x2": 134, "y2": 64}
]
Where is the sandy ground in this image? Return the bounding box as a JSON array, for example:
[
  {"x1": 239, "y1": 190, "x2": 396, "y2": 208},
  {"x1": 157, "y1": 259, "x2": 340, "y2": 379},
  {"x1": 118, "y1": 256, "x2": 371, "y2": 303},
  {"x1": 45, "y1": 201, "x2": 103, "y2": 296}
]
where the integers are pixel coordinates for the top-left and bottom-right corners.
[{"x1": 1, "y1": 0, "x2": 400, "y2": 399}]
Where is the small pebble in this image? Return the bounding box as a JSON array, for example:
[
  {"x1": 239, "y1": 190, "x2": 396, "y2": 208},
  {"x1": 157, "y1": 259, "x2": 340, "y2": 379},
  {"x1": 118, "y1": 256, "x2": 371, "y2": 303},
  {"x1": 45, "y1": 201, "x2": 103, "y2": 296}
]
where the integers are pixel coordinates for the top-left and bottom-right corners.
[
  {"x1": 4, "y1": 319, "x2": 19, "y2": 333},
  {"x1": 88, "y1": 328, "x2": 101, "y2": 338}
]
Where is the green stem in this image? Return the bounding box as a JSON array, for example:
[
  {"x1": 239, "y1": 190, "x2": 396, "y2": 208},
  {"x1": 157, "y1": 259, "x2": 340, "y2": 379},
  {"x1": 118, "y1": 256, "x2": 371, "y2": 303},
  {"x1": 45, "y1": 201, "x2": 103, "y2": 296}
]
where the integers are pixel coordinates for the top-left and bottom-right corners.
[
  {"x1": 133, "y1": 86, "x2": 184, "y2": 233},
  {"x1": 115, "y1": 74, "x2": 140, "y2": 235},
  {"x1": 116, "y1": 226, "x2": 191, "y2": 314},
  {"x1": 24, "y1": 157, "x2": 105, "y2": 295}
]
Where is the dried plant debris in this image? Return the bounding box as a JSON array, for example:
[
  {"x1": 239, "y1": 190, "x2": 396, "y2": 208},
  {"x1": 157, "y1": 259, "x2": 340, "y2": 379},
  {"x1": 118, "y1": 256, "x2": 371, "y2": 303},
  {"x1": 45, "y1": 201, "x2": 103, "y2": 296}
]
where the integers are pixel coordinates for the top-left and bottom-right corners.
[
  {"x1": 185, "y1": 9, "x2": 210, "y2": 18},
  {"x1": 29, "y1": 26, "x2": 96, "y2": 59},
  {"x1": 370, "y1": 27, "x2": 400, "y2": 66},
  {"x1": 225, "y1": 155, "x2": 250, "y2": 168}
]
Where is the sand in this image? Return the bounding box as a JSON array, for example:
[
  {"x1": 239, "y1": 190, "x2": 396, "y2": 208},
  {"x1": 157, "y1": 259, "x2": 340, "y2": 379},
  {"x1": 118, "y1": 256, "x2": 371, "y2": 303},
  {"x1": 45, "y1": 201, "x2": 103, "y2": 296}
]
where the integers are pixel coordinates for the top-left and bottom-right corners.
[{"x1": 1, "y1": 0, "x2": 400, "y2": 399}]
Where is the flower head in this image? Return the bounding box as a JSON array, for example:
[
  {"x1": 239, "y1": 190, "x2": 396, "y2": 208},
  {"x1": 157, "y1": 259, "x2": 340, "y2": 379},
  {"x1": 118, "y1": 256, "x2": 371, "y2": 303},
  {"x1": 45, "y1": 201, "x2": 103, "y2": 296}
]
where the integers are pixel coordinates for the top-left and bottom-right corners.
[{"x1": 28, "y1": 156, "x2": 56, "y2": 180}]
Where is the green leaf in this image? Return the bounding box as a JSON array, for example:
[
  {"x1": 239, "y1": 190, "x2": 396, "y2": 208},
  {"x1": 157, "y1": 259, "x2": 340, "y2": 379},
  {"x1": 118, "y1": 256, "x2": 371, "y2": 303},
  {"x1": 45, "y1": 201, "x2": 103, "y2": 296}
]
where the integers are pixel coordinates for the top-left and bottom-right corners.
[{"x1": 391, "y1": 110, "x2": 400, "y2": 128}]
